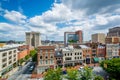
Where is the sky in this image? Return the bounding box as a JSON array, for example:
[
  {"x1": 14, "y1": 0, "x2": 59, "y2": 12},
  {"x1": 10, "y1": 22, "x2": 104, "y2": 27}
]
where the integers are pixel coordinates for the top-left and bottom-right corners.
[{"x1": 0, "y1": 0, "x2": 120, "y2": 41}]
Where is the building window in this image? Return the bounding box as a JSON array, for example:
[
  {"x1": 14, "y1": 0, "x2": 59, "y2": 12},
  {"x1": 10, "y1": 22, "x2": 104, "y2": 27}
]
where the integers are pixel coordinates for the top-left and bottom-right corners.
[
  {"x1": 9, "y1": 56, "x2": 12, "y2": 59},
  {"x1": 46, "y1": 60, "x2": 48, "y2": 64},
  {"x1": 80, "y1": 53, "x2": 82, "y2": 55},
  {"x1": 51, "y1": 56, "x2": 53, "y2": 58},
  {"x1": 2, "y1": 58, "x2": 7, "y2": 62},
  {"x1": 80, "y1": 57, "x2": 82, "y2": 59},
  {"x1": 75, "y1": 57, "x2": 76, "y2": 60},
  {"x1": 71, "y1": 53, "x2": 72, "y2": 56},
  {"x1": 40, "y1": 60, "x2": 42, "y2": 64},
  {"x1": 9, "y1": 51, "x2": 12, "y2": 55},
  {"x1": 65, "y1": 53, "x2": 66, "y2": 56},
  {"x1": 68, "y1": 53, "x2": 69, "y2": 56},
  {"x1": 46, "y1": 56, "x2": 48, "y2": 59},
  {"x1": 14, "y1": 50, "x2": 16, "y2": 53},
  {"x1": 78, "y1": 53, "x2": 79, "y2": 55},
  {"x1": 14, "y1": 54, "x2": 16, "y2": 57},
  {"x1": 2, "y1": 63, "x2": 7, "y2": 68},
  {"x1": 75, "y1": 53, "x2": 76, "y2": 55},
  {"x1": 14, "y1": 58, "x2": 16, "y2": 61},
  {"x1": 9, "y1": 61, "x2": 12, "y2": 64},
  {"x1": 65, "y1": 57, "x2": 71, "y2": 60},
  {"x1": 40, "y1": 56, "x2": 42, "y2": 59},
  {"x1": 2, "y1": 52, "x2": 7, "y2": 57},
  {"x1": 50, "y1": 60, "x2": 53, "y2": 64},
  {"x1": 78, "y1": 57, "x2": 79, "y2": 59}
]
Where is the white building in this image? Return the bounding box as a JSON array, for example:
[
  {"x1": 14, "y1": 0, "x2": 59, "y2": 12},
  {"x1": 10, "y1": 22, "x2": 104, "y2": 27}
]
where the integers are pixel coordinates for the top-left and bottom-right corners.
[
  {"x1": 106, "y1": 44, "x2": 119, "y2": 59},
  {"x1": 0, "y1": 44, "x2": 20, "y2": 76},
  {"x1": 62, "y1": 45, "x2": 83, "y2": 67}
]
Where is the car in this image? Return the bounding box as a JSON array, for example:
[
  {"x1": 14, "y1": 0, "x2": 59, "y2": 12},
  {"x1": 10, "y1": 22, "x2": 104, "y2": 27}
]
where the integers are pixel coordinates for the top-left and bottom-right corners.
[
  {"x1": 78, "y1": 67, "x2": 84, "y2": 71},
  {"x1": 29, "y1": 66, "x2": 34, "y2": 71}
]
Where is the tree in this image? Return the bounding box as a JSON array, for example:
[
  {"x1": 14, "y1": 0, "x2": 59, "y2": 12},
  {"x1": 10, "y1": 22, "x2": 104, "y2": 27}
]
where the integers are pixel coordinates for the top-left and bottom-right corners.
[
  {"x1": 44, "y1": 68, "x2": 62, "y2": 80},
  {"x1": 79, "y1": 67, "x2": 93, "y2": 80},
  {"x1": 30, "y1": 50, "x2": 37, "y2": 57},
  {"x1": 94, "y1": 76, "x2": 104, "y2": 80},
  {"x1": 19, "y1": 58, "x2": 24, "y2": 65},
  {"x1": 25, "y1": 55, "x2": 30, "y2": 60},
  {"x1": 65, "y1": 68, "x2": 78, "y2": 80},
  {"x1": 30, "y1": 50, "x2": 37, "y2": 61},
  {"x1": 100, "y1": 58, "x2": 120, "y2": 79}
]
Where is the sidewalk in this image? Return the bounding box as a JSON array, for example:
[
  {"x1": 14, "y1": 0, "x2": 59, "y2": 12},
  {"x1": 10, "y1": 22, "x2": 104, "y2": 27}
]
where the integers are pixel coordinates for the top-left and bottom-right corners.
[{"x1": 2, "y1": 67, "x2": 19, "y2": 79}]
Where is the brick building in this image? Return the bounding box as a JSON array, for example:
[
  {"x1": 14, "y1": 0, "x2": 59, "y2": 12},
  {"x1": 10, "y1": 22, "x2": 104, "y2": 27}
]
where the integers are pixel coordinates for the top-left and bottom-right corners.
[
  {"x1": 78, "y1": 45, "x2": 92, "y2": 64},
  {"x1": 97, "y1": 45, "x2": 106, "y2": 60},
  {"x1": 37, "y1": 46, "x2": 55, "y2": 74},
  {"x1": 18, "y1": 45, "x2": 30, "y2": 60}
]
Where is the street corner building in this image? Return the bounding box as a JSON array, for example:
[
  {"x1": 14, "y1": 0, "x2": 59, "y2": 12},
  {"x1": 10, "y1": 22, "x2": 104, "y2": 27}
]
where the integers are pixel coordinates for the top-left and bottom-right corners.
[{"x1": 37, "y1": 46, "x2": 55, "y2": 74}]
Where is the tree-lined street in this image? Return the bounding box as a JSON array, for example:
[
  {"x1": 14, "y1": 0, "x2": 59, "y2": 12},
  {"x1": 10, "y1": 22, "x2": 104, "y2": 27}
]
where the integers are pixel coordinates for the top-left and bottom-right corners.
[{"x1": 8, "y1": 61, "x2": 34, "y2": 80}]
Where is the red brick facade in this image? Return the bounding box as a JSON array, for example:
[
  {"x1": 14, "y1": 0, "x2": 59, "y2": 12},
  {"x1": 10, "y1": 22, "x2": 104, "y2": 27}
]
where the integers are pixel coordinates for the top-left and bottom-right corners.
[
  {"x1": 18, "y1": 45, "x2": 30, "y2": 60},
  {"x1": 97, "y1": 47, "x2": 106, "y2": 58}
]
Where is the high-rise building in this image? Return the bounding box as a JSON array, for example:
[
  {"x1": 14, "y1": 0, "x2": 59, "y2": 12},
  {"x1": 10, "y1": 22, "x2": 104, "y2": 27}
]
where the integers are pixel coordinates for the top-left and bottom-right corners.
[
  {"x1": 105, "y1": 37, "x2": 120, "y2": 44},
  {"x1": 26, "y1": 32, "x2": 41, "y2": 48},
  {"x1": 92, "y1": 33, "x2": 105, "y2": 44},
  {"x1": 107, "y1": 27, "x2": 120, "y2": 37},
  {"x1": 106, "y1": 27, "x2": 120, "y2": 44},
  {"x1": 64, "y1": 30, "x2": 83, "y2": 46}
]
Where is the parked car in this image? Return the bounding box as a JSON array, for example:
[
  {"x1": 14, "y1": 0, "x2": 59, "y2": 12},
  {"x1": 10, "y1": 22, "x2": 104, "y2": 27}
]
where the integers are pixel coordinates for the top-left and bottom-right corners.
[
  {"x1": 29, "y1": 66, "x2": 34, "y2": 71},
  {"x1": 78, "y1": 67, "x2": 84, "y2": 71}
]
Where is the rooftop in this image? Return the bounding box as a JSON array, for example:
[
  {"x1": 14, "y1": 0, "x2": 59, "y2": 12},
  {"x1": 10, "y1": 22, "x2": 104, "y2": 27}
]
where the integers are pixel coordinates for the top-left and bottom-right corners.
[
  {"x1": 0, "y1": 44, "x2": 25, "y2": 51},
  {"x1": 79, "y1": 45, "x2": 90, "y2": 49}
]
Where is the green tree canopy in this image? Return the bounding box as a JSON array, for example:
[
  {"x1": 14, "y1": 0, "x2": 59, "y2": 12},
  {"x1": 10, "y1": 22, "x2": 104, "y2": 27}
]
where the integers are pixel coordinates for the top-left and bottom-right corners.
[
  {"x1": 94, "y1": 76, "x2": 104, "y2": 80},
  {"x1": 44, "y1": 68, "x2": 62, "y2": 80},
  {"x1": 100, "y1": 58, "x2": 120, "y2": 79},
  {"x1": 65, "y1": 69, "x2": 78, "y2": 80}
]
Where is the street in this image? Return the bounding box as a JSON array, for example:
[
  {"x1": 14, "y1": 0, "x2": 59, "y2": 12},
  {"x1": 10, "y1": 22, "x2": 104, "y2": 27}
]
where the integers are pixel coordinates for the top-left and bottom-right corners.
[
  {"x1": 93, "y1": 66, "x2": 108, "y2": 78},
  {"x1": 7, "y1": 61, "x2": 34, "y2": 80}
]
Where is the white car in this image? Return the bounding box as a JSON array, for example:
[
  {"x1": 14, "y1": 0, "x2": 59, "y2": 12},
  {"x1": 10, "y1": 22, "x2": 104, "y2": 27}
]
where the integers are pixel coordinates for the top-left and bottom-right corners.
[
  {"x1": 29, "y1": 66, "x2": 34, "y2": 71},
  {"x1": 78, "y1": 67, "x2": 84, "y2": 71}
]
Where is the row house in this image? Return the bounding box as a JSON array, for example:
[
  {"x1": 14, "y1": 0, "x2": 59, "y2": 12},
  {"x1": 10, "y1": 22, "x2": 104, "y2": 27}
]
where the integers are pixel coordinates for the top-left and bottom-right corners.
[
  {"x1": 37, "y1": 46, "x2": 55, "y2": 74},
  {"x1": 97, "y1": 45, "x2": 106, "y2": 60},
  {"x1": 55, "y1": 50, "x2": 63, "y2": 68},
  {"x1": 62, "y1": 46, "x2": 83, "y2": 67},
  {"x1": 86, "y1": 43, "x2": 106, "y2": 63},
  {"x1": 106, "y1": 44, "x2": 119, "y2": 59},
  {"x1": 78, "y1": 45, "x2": 92, "y2": 64}
]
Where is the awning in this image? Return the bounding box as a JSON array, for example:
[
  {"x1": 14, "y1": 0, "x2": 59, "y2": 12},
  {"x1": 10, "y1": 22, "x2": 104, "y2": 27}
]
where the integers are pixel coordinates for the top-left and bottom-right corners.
[{"x1": 93, "y1": 57, "x2": 99, "y2": 62}]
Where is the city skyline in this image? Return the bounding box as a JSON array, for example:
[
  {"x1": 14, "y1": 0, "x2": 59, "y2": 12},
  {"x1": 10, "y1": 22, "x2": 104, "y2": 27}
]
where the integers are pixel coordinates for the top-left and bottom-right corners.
[{"x1": 0, "y1": 0, "x2": 120, "y2": 41}]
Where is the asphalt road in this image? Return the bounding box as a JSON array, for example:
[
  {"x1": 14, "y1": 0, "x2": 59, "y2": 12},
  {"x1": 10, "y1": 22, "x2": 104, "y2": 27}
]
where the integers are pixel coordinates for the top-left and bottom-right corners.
[
  {"x1": 7, "y1": 61, "x2": 34, "y2": 80},
  {"x1": 93, "y1": 66, "x2": 108, "y2": 78}
]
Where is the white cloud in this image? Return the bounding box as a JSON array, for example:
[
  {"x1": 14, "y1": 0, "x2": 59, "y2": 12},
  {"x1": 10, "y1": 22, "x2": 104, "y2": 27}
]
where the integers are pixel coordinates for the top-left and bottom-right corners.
[
  {"x1": 1, "y1": 1, "x2": 120, "y2": 41},
  {"x1": 4, "y1": 10, "x2": 27, "y2": 24},
  {"x1": 0, "y1": 22, "x2": 28, "y2": 40}
]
